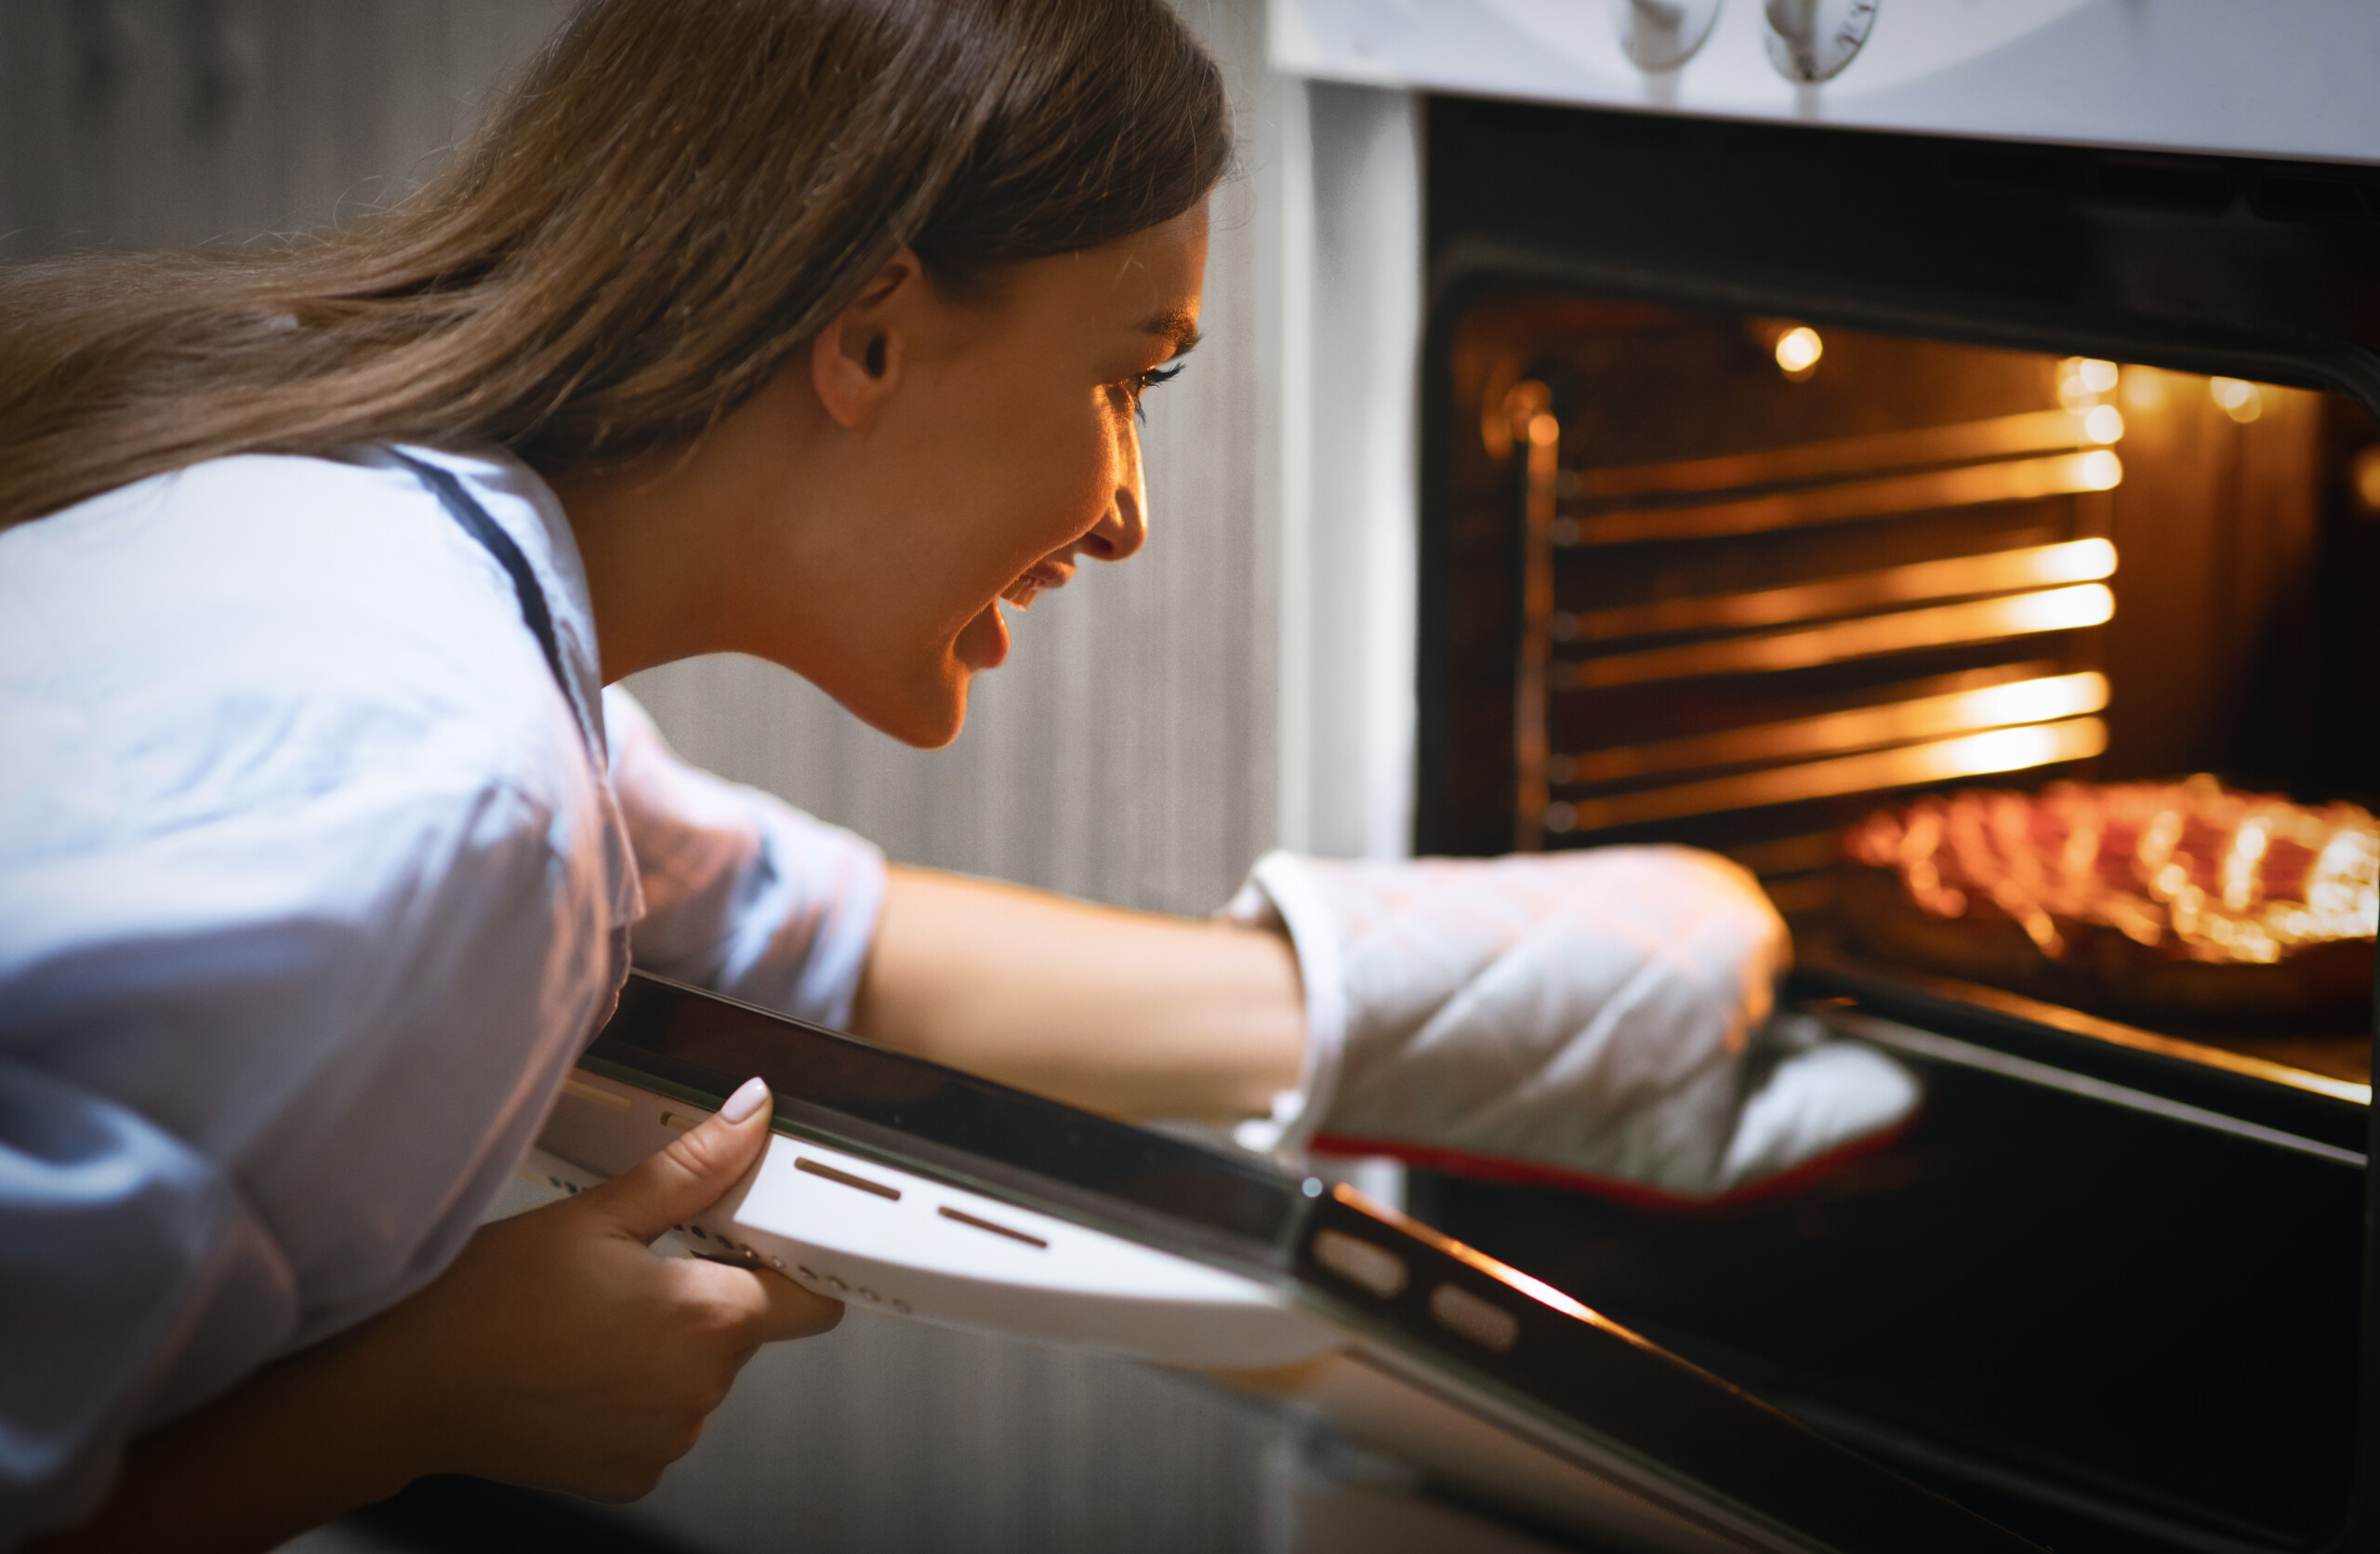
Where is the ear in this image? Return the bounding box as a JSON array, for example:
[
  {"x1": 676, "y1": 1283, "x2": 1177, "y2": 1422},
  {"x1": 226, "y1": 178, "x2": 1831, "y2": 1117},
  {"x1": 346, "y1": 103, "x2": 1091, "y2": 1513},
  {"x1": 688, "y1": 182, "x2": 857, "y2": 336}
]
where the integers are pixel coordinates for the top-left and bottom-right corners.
[{"x1": 810, "y1": 249, "x2": 922, "y2": 431}]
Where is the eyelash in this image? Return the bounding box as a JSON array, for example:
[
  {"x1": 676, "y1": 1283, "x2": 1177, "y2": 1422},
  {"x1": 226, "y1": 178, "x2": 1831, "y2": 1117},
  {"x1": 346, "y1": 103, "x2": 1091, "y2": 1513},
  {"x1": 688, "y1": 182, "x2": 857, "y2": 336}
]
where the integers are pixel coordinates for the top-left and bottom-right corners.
[{"x1": 1127, "y1": 362, "x2": 1184, "y2": 424}]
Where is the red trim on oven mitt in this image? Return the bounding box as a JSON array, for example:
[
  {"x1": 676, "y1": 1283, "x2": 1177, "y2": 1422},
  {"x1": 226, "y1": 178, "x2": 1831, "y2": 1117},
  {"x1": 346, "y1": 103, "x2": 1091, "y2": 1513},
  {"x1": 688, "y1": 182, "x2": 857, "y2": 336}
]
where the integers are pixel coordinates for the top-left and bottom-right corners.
[{"x1": 1311, "y1": 1104, "x2": 1924, "y2": 1214}]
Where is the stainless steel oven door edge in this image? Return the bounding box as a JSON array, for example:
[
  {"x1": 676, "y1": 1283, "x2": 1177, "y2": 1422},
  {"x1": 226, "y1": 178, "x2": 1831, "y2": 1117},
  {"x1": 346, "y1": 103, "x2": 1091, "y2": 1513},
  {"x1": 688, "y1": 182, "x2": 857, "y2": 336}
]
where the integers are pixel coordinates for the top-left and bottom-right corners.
[{"x1": 1811, "y1": 1005, "x2": 2367, "y2": 1168}]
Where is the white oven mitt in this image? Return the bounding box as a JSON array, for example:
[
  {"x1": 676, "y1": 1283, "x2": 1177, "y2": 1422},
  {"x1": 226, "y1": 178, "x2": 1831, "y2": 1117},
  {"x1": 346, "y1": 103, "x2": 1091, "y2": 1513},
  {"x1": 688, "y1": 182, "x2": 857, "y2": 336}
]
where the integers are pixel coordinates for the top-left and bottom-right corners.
[{"x1": 1223, "y1": 847, "x2": 1919, "y2": 1202}]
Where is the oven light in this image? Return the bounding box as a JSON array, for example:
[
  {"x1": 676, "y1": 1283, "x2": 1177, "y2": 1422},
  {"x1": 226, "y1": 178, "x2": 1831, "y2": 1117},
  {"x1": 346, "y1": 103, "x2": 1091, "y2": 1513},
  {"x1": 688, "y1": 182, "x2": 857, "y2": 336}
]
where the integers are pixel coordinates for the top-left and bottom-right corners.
[
  {"x1": 2057, "y1": 359, "x2": 2121, "y2": 412},
  {"x1": 2056, "y1": 357, "x2": 2111, "y2": 413},
  {"x1": 2351, "y1": 445, "x2": 2380, "y2": 515},
  {"x1": 2082, "y1": 404, "x2": 2124, "y2": 445},
  {"x1": 2210, "y1": 377, "x2": 2265, "y2": 423},
  {"x1": 1774, "y1": 325, "x2": 1823, "y2": 378}
]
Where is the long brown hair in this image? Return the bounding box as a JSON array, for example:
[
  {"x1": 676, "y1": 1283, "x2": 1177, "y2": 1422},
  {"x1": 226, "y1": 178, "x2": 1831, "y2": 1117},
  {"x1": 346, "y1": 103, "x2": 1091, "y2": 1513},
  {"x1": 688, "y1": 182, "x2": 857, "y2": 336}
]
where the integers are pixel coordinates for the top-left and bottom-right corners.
[{"x1": 0, "y1": 0, "x2": 1230, "y2": 528}]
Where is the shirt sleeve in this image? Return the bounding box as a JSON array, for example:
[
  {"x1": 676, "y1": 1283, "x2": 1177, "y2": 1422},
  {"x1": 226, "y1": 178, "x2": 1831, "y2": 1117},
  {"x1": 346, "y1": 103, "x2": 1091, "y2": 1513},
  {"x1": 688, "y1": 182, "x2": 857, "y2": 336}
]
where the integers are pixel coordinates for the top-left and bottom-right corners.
[
  {"x1": 0, "y1": 1063, "x2": 296, "y2": 1544},
  {"x1": 604, "y1": 687, "x2": 887, "y2": 1029},
  {"x1": 0, "y1": 766, "x2": 620, "y2": 1546},
  {"x1": 0, "y1": 449, "x2": 632, "y2": 1542}
]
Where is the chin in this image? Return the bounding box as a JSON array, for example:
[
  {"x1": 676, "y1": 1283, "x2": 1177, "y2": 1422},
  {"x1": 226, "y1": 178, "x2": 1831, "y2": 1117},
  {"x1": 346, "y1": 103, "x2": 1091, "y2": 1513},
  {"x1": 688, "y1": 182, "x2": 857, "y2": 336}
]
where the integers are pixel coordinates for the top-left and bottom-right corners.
[
  {"x1": 774, "y1": 640, "x2": 975, "y2": 750},
  {"x1": 854, "y1": 673, "x2": 971, "y2": 750}
]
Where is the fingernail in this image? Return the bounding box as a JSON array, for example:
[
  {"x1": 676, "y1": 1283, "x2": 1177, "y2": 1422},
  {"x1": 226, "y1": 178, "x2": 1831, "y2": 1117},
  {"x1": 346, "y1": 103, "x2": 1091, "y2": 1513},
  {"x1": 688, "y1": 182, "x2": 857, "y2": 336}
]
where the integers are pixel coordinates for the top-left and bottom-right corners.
[{"x1": 721, "y1": 1076, "x2": 770, "y2": 1123}]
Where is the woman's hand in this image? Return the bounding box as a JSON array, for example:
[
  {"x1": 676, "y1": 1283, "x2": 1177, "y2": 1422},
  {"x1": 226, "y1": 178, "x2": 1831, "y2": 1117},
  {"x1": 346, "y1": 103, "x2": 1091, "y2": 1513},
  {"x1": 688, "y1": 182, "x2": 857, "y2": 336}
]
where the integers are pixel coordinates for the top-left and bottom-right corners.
[
  {"x1": 1223, "y1": 848, "x2": 1921, "y2": 1202},
  {"x1": 38, "y1": 1078, "x2": 840, "y2": 1554},
  {"x1": 364, "y1": 1075, "x2": 844, "y2": 1498}
]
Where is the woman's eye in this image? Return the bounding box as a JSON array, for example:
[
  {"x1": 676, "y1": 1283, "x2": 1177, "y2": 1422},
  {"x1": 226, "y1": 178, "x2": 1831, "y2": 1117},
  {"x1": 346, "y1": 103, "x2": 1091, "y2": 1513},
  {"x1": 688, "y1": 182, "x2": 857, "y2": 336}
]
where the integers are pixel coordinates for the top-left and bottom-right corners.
[{"x1": 1124, "y1": 362, "x2": 1184, "y2": 424}]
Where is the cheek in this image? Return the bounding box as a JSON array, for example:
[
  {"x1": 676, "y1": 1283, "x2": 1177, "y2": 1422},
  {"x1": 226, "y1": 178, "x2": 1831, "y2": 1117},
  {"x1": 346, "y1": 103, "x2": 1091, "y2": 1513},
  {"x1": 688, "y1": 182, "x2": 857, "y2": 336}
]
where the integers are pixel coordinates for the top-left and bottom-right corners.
[{"x1": 964, "y1": 391, "x2": 1125, "y2": 554}]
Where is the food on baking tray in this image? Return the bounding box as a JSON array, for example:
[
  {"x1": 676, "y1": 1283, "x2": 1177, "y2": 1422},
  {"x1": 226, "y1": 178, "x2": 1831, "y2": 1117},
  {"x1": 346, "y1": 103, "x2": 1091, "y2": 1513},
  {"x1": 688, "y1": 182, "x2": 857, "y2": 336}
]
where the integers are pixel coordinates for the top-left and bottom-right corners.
[{"x1": 1839, "y1": 776, "x2": 2380, "y2": 1031}]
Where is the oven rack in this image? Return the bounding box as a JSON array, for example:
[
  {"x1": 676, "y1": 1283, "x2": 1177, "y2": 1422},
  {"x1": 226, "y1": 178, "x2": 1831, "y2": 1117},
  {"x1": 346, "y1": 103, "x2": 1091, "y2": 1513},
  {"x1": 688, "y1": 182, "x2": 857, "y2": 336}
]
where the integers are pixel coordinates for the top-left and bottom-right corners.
[{"x1": 1502, "y1": 393, "x2": 2122, "y2": 855}]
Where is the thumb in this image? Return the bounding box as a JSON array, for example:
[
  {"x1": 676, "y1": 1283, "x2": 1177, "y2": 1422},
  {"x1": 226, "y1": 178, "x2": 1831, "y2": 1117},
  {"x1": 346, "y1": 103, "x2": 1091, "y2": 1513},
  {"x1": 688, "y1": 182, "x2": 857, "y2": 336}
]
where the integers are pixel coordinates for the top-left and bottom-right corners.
[{"x1": 583, "y1": 1075, "x2": 774, "y2": 1243}]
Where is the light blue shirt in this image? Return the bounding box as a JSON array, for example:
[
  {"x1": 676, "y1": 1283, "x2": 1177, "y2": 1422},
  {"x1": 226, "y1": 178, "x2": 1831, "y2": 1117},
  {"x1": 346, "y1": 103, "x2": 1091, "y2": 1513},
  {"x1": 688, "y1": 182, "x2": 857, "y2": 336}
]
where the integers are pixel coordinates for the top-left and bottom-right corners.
[{"x1": 0, "y1": 446, "x2": 885, "y2": 1543}]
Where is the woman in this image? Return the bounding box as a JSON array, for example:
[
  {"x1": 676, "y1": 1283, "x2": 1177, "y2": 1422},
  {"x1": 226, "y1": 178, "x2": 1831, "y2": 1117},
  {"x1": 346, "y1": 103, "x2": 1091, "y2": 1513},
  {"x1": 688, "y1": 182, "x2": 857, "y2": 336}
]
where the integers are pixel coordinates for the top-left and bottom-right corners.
[{"x1": 0, "y1": 1, "x2": 1915, "y2": 1547}]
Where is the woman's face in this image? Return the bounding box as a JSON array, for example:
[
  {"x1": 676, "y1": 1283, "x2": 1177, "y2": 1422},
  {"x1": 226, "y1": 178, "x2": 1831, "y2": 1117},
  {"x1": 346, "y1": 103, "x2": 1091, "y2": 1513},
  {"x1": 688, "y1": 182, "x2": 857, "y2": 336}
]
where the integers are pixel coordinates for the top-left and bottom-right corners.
[{"x1": 720, "y1": 204, "x2": 1209, "y2": 748}]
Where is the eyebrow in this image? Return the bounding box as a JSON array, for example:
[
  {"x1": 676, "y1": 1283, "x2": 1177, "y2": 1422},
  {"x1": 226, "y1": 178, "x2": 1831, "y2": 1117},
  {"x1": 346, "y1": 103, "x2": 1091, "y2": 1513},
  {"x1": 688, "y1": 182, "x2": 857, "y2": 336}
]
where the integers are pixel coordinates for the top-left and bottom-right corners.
[{"x1": 1142, "y1": 309, "x2": 1202, "y2": 354}]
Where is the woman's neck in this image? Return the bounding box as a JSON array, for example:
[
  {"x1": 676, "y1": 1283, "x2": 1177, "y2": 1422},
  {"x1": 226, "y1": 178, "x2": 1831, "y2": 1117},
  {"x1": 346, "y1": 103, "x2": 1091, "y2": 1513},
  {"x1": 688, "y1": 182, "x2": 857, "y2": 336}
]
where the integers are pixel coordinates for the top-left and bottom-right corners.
[{"x1": 540, "y1": 371, "x2": 831, "y2": 684}]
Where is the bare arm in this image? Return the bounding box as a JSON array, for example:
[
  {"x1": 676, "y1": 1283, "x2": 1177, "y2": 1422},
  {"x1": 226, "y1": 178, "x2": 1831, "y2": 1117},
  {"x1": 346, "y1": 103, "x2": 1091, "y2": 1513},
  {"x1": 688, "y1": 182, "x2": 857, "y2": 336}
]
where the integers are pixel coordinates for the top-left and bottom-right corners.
[
  {"x1": 34, "y1": 1087, "x2": 838, "y2": 1554},
  {"x1": 851, "y1": 865, "x2": 1305, "y2": 1123},
  {"x1": 32, "y1": 1321, "x2": 432, "y2": 1554}
]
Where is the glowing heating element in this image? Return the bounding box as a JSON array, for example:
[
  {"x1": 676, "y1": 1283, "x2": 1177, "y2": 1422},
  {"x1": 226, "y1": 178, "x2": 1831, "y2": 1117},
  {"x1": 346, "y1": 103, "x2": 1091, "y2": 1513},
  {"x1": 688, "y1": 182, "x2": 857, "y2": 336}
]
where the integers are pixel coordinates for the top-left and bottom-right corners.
[
  {"x1": 1555, "y1": 718, "x2": 2109, "y2": 834},
  {"x1": 1569, "y1": 671, "x2": 2111, "y2": 787},
  {"x1": 1559, "y1": 584, "x2": 2115, "y2": 691},
  {"x1": 1567, "y1": 408, "x2": 2110, "y2": 502},
  {"x1": 1570, "y1": 449, "x2": 2122, "y2": 547},
  {"x1": 1507, "y1": 396, "x2": 2126, "y2": 851},
  {"x1": 1568, "y1": 539, "x2": 2118, "y2": 644}
]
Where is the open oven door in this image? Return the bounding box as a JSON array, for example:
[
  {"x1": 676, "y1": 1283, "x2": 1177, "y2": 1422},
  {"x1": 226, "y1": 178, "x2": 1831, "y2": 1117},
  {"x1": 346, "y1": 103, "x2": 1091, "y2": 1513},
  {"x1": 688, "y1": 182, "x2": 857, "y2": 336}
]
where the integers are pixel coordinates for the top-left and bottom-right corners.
[{"x1": 526, "y1": 972, "x2": 2040, "y2": 1554}]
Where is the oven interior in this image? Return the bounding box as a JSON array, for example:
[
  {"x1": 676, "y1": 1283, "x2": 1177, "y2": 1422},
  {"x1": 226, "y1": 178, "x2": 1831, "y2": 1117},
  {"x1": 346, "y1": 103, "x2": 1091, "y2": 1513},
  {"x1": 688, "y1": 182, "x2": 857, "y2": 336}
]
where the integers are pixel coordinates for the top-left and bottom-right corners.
[
  {"x1": 1406, "y1": 100, "x2": 2380, "y2": 1553},
  {"x1": 1461, "y1": 300, "x2": 2378, "y2": 1080}
]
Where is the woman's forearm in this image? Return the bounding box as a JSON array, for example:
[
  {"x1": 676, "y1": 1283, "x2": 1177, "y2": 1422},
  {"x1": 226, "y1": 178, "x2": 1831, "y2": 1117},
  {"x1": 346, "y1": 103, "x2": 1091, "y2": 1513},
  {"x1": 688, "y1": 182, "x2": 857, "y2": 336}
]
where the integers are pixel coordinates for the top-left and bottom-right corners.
[
  {"x1": 851, "y1": 865, "x2": 1305, "y2": 1122},
  {"x1": 32, "y1": 1324, "x2": 431, "y2": 1554},
  {"x1": 35, "y1": 1093, "x2": 839, "y2": 1554}
]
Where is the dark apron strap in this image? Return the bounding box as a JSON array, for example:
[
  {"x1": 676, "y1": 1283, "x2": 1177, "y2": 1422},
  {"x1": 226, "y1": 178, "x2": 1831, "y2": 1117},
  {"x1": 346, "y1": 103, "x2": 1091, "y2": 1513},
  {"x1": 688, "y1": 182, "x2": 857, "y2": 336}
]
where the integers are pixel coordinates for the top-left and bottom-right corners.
[{"x1": 390, "y1": 451, "x2": 592, "y2": 750}]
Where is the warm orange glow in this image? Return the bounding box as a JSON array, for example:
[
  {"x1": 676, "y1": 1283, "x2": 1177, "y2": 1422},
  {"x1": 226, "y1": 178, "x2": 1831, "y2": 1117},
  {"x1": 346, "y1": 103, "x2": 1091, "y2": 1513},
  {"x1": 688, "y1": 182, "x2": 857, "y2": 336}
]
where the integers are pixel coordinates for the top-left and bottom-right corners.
[
  {"x1": 1846, "y1": 777, "x2": 2379, "y2": 965},
  {"x1": 1570, "y1": 671, "x2": 2110, "y2": 786},
  {"x1": 2056, "y1": 358, "x2": 2119, "y2": 413},
  {"x1": 2210, "y1": 377, "x2": 2265, "y2": 423},
  {"x1": 2082, "y1": 404, "x2": 2124, "y2": 445},
  {"x1": 2353, "y1": 445, "x2": 2380, "y2": 514},
  {"x1": 2079, "y1": 448, "x2": 2123, "y2": 488},
  {"x1": 1569, "y1": 583, "x2": 2115, "y2": 690},
  {"x1": 1575, "y1": 410, "x2": 2103, "y2": 503},
  {"x1": 1561, "y1": 718, "x2": 2108, "y2": 831},
  {"x1": 1580, "y1": 449, "x2": 2124, "y2": 547},
  {"x1": 1775, "y1": 325, "x2": 1823, "y2": 377},
  {"x1": 1987, "y1": 669, "x2": 2111, "y2": 720},
  {"x1": 1578, "y1": 538, "x2": 2117, "y2": 642}
]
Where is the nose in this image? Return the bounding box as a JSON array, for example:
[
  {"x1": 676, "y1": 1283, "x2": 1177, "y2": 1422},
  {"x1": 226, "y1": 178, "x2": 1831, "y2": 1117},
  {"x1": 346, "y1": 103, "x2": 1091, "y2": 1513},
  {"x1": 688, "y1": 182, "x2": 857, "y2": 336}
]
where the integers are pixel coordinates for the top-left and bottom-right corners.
[{"x1": 1078, "y1": 435, "x2": 1148, "y2": 564}]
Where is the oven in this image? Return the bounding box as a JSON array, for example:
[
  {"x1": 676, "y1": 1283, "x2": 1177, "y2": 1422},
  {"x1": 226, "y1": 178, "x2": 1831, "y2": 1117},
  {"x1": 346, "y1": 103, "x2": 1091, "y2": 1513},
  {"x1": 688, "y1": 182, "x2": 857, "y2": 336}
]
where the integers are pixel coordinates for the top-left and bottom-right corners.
[{"x1": 1272, "y1": 5, "x2": 2380, "y2": 1551}]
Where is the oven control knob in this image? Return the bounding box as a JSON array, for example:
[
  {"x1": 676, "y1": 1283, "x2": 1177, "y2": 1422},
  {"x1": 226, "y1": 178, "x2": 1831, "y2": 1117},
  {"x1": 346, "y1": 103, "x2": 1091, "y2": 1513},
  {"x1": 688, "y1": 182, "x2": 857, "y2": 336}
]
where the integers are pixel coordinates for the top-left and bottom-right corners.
[
  {"x1": 1760, "y1": 0, "x2": 1877, "y2": 83},
  {"x1": 1610, "y1": 0, "x2": 1723, "y2": 72}
]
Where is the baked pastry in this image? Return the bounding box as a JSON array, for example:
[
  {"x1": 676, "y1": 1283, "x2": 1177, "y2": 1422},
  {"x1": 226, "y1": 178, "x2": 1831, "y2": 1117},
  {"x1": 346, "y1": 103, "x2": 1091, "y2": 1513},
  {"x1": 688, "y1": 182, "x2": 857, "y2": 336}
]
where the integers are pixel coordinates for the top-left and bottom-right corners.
[{"x1": 1838, "y1": 776, "x2": 2379, "y2": 1033}]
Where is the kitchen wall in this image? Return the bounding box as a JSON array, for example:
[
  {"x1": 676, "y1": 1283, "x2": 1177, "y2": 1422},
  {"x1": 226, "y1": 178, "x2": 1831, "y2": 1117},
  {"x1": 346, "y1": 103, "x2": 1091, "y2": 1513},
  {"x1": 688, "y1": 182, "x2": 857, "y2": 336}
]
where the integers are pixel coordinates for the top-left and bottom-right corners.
[
  {"x1": 0, "y1": 2, "x2": 568, "y2": 263},
  {"x1": 2, "y1": 1, "x2": 1294, "y2": 1548}
]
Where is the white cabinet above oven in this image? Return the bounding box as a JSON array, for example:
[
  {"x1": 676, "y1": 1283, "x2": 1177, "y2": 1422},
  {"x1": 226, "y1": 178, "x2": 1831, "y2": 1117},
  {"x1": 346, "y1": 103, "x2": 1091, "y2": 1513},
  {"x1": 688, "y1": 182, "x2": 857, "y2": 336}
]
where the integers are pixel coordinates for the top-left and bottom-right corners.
[{"x1": 1272, "y1": 0, "x2": 2380, "y2": 166}]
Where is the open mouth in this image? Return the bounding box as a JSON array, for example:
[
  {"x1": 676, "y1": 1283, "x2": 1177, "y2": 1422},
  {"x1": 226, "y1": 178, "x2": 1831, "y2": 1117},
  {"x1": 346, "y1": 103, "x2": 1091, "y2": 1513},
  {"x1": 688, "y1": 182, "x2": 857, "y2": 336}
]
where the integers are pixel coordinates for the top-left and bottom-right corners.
[{"x1": 1000, "y1": 561, "x2": 1072, "y2": 611}]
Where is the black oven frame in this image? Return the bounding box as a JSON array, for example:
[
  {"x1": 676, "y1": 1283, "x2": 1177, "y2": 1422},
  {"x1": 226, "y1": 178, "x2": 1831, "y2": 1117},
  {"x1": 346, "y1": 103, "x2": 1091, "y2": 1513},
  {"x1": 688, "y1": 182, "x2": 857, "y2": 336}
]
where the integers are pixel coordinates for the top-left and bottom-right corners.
[{"x1": 1413, "y1": 96, "x2": 2380, "y2": 1553}]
